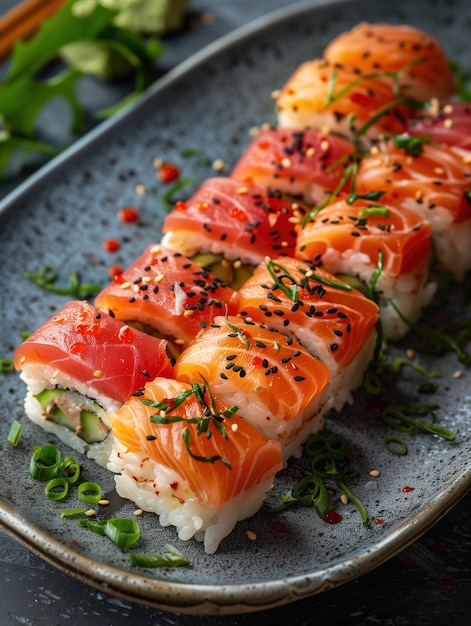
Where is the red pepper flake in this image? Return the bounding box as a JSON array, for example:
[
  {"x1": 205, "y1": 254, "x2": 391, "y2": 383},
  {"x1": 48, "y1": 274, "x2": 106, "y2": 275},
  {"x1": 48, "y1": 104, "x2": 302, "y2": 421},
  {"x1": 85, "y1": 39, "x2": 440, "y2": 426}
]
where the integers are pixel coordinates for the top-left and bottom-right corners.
[
  {"x1": 322, "y1": 510, "x2": 343, "y2": 525},
  {"x1": 402, "y1": 486, "x2": 415, "y2": 493},
  {"x1": 170, "y1": 481, "x2": 178, "y2": 490},
  {"x1": 374, "y1": 518, "x2": 383, "y2": 525},
  {"x1": 158, "y1": 163, "x2": 180, "y2": 184},
  {"x1": 103, "y1": 238, "x2": 120, "y2": 253},
  {"x1": 71, "y1": 540, "x2": 78, "y2": 545},
  {"x1": 252, "y1": 355, "x2": 263, "y2": 366},
  {"x1": 273, "y1": 516, "x2": 287, "y2": 532},
  {"x1": 230, "y1": 207, "x2": 248, "y2": 222},
  {"x1": 403, "y1": 556, "x2": 415, "y2": 566},
  {"x1": 174, "y1": 200, "x2": 187, "y2": 211},
  {"x1": 118, "y1": 207, "x2": 139, "y2": 223},
  {"x1": 109, "y1": 265, "x2": 124, "y2": 279}
]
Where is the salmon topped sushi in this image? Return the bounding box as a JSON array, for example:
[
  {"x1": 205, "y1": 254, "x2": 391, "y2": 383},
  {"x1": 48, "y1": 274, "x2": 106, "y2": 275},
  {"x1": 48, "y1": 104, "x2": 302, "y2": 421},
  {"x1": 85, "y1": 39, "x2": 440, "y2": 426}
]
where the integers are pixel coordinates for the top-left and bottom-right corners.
[
  {"x1": 231, "y1": 127, "x2": 356, "y2": 204},
  {"x1": 14, "y1": 300, "x2": 174, "y2": 465},
  {"x1": 108, "y1": 377, "x2": 283, "y2": 553},
  {"x1": 94, "y1": 243, "x2": 238, "y2": 352},
  {"x1": 355, "y1": 139, "x2": 471, "y2": 281},
  {"x1": 275, "y1": 58, "x2": 411, "y2": 143},
  {"x1": 161, "y1": 177, "x2": 299, "y2": 282},
  {"x1": 295, "y1": 196, "x2": 435, "y2": 340},
  {"x1": 174, "y1": 315, "x2": 330, "y2": 461},
  {"x1": 324, "y1": 22, "x2": 456, "y2": 104},
  {"x1": 237, "y1": 257, "x2": 379, "y2": 410}
]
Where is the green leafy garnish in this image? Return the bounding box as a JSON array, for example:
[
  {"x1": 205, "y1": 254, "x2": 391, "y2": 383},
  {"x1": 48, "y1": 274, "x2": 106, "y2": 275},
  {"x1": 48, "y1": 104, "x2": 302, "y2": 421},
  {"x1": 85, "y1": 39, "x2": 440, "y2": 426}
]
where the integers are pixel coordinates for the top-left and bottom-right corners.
[
  {"x1": 24, "y1": 265, "x2": 102, "y2": 299},
  {"x1": 0, "y1": 0, "x2": 167, "y2": 178},
  {"x1": 142, "y1": 379, "x2": 238, "y2": 469},
  {"x1": 381, "y1": 404, "x2": 455, "y2": 442},
  {"x1": 265, "y1": 432, "x2": 368, "y2": 527}
]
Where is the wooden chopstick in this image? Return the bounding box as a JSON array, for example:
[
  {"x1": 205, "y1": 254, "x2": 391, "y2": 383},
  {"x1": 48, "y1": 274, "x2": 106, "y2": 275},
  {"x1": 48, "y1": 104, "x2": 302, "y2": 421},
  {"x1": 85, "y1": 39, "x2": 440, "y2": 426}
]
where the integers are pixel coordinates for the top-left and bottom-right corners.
[{"x1": 0, "y1": 0, "x2": 68, "y2": 62}]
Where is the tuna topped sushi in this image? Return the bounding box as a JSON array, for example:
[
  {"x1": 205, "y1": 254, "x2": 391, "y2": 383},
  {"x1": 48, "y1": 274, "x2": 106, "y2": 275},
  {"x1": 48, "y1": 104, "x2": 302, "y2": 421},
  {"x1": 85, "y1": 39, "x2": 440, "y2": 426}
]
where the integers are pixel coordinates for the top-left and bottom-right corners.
[
  {"x1": 13, "y1": 300, "x2": 174, "y2": 466},
  {"x1": 231, "y1": 126, "x2": 356, "y2": 204},
  {"x1": 174, "y1": 314, "x2": 331, "y2": 462},
  {"x1": 94, "y1": 243, "x2": 239, "y2": 352},
  {"x1": 108, "y1": 376, "x2": 283, "y2": 554},
  {"x1": 161, "y1": 177, "x2": 299, "y2": 286},
  {"x1": 237, "y1": 257, "x2": 379, "y2": 411}
]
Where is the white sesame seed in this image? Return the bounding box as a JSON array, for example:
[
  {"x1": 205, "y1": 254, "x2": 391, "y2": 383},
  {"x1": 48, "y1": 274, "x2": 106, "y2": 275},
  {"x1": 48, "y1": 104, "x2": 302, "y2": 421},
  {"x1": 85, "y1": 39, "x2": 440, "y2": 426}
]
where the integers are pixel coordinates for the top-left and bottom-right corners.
[
  {"x1": 93, "y1": 370, "x2": 103, "y2": 378},
  {"x1": 340, "y1": 494, "x2": 348, "y2": 505},
  {"x1": 212, "y1": 158, "x2": 228, "y2": 172},
  {"x1": 444, "y1": 119, "x2": 453, "y2": 129},
  {"x1": 135, "y1": 183, "x2": 146, "y2": 196},
  {"x1": 271, "y1": 89, "x2": 281, "y2": 99},
  {"x1": 434, "y1": 167, "x2": 445, "y2": 175},
  {"x1": 85, "y1": 509, "x2": 96, "y2": 517},
  {"x1": 98, "y1": 499, "x2": 110, "y2": 506},
  {"x1": 236, "y1": 186, "x2": 249, "y2": 195},
  {"x1": 369, "y1": 469, "x2": 380, "y2": 477},
  {"x1": 120, "y1": 281, "x2": 131, "y2": 290},
  {"x1": 406, "y1": 349, "x2": 415, "y2": 359},
  {"x1": 133, "y1": 508, "x2": 144, "y2": 517},
  {"x1": 231, "y1": 423, "x2": 239, "y2": 432},
  {"x1": 246, "y1": 530, "x2": 257, "y2": 541},
  {"x1": 443, "y1": 103, "x2": 454, "y2": 114},
  {"x1": 453, "y1": 370, "x2": 462, "y2": 379},
  {"x1": 281, "y1": 157, "x2": 292, "y2": 168}
]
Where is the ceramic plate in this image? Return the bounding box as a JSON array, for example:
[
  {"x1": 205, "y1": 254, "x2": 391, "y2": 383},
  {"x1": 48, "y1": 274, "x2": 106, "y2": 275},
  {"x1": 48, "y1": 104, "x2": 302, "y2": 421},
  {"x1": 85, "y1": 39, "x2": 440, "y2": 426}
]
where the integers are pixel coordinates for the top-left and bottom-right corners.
[{"x1": 1, "y1": 0, "x2": 470, "y2": 615}]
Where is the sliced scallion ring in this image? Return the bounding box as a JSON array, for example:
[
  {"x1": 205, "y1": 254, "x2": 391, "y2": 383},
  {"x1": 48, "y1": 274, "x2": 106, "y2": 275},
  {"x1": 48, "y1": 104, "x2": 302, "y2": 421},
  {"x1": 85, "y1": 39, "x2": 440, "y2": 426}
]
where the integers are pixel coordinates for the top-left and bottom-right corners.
[
  {"x1": 77, "y1": 481, "x2": 102, "y2": 504},
  {"x1": 78, "y1": 518, "x2": 107, "y2": 535},
  {"x1": 29, "y1": 445, "x2": 62, "y2": 481},
  {"x1": 384, "y1": 436, "x2": 408, "y2": 456},
  {"x1": 105, "y1": 518, "x2": 140, "y2": 549},
  {"x1": 59, "y1": 456, "x2": 81, "y2": 483},
  {"x1": 45, "y1": 477, "x2": 69, "y2": 501}
]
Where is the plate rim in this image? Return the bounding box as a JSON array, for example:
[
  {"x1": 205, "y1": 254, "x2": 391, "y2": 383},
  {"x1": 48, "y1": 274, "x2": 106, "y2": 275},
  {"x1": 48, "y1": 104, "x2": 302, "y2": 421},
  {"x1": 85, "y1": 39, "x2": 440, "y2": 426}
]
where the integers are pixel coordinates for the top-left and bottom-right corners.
[{"x1": 0, "y1": 0, "x2": 470, "y2": 615}]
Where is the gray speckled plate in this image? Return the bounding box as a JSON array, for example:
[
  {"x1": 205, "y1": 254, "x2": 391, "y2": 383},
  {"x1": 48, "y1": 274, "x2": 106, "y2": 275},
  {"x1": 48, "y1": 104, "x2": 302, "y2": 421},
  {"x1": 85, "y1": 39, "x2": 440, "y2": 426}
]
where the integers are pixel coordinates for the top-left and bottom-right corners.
[{"x1": 1, "y1": 0, "x2": 470, "y2": 616}]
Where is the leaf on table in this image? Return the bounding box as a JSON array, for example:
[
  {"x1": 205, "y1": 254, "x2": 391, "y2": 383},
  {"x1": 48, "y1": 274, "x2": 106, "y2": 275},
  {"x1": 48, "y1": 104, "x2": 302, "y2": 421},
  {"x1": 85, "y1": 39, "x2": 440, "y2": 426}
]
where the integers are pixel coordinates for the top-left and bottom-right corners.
[
  {"x1": 4, "y1": 1, "x2": 116, "y2": 84},
  {"x1": 0, "y1": 69, "x2": 85, "y2": 136}
]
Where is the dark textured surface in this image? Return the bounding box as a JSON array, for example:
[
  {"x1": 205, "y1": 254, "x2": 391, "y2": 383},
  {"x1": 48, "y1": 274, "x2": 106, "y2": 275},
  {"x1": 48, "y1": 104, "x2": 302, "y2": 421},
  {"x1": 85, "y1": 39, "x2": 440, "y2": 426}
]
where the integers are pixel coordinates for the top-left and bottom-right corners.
[{"x1": 0, "y1": 0, "x2": 470, "y2": 623}]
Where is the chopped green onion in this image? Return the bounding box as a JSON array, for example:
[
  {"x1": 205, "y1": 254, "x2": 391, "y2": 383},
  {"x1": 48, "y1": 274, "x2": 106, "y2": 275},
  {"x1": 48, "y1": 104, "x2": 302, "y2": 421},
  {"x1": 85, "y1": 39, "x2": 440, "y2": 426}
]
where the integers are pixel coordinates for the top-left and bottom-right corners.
[
  {"x1": 59, "y1": 456, "x2": 81, "y2": 483},
  {"x1": 336, "y1": 479, "x2": 369, "y2": 527},
  {"x1": 78, "y1": 518, "x2": 107, "y2": 535},
  {"x1": 29, "y1": 445, "x2": 62, "y2": 481},
  {"x1": 130, "y1": 544, "x2": 189, "y2": 568},
  {"x1": 45, "y1": 477, "x2": 69, "y2": 501},
  {"x1": 61, "y1": 507, "x2": 86, "y2": 518},
  {"x1": 7, "y1": 420, "x2": 22, "y2": 447},
  {"x1": 389, "y1": 357, "x2": 441, "y2": 378},
  {"x1": 105, "y1": 518, "x2": 140, "y2": 549},
  {"x1": 161, "y1": 177, "x2": 194, "y2": 211},
  {"x1": 384, "y1": 436, "x2": 408, "y2": 456},
  {"x1": 1, "y1": 358, "x2": 14, "y2": 373},
  {"x1": 77, "y1": 481, "x2": 102, "y2": 504}
]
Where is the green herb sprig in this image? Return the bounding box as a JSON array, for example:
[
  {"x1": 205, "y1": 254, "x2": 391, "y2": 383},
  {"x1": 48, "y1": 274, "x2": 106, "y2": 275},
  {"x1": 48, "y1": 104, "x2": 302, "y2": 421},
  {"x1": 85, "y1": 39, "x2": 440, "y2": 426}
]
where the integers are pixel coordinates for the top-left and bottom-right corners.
[
  {"x1": 142, "y1": 379, "x2": 239, "y2": 469},
  {"x1": 24, "y1": 265, "x2": 102, "y2": 299}
]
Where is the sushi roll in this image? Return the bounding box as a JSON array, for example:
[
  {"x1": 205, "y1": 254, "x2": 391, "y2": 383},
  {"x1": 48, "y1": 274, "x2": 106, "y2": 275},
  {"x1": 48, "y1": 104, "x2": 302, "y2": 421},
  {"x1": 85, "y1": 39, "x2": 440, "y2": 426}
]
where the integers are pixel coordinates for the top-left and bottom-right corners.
[
  {"x1": 295, "y1": 196, "x2": 435, "y2": 340},
  {"x1": 275, "y1": 58, "x2": 411, "y2": 143},
  {"x1": 323, "y1": 22, "x2": 456, "y2": 104},
  {"x1": 94, "y1": 243, "x2": 239, "y2": 352},
  {"x1": 355, "y1": 139, "x2": 471, "y2": 281},
  {"x1": 407, "y1": 101, "x2": 471, "y2": 151},
  {"x1": 108, "y1": 377, "x2": 283, "y2": 554},
  {"x1": 13, "y1": 300, "x2": 174, "y2": 466},
  {"x1": 237, "y1": 257, "x2": 380, "y2": 411},
  {"x1": 161, "y1": 177, "x2": 299, "y2": 285},
  {"x1": 174, "y1": 314, "x2": 331, "y2": 462},
  {"x1": 231, "y1": 127, "x2": 356, "y2": 204}
]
